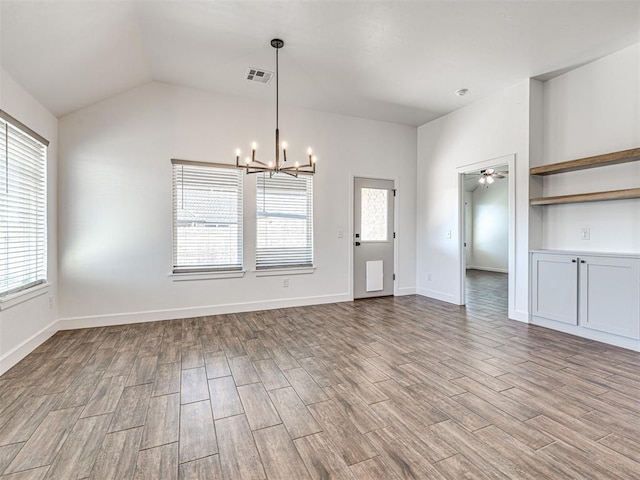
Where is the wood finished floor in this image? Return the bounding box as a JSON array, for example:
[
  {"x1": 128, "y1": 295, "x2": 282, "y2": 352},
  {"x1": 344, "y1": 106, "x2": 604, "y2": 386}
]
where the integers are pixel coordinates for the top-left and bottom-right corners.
[
  {"x1": 1, "y1": 276, "x2": 640, "y2": 478},
  {"x1": 465, "y1": 269, "x2": 508, "y2": 320}
]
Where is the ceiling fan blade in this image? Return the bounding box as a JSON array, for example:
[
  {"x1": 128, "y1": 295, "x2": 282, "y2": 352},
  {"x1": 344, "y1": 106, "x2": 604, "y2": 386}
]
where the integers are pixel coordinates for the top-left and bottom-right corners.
[{"x1": 494, "y1": 174, "x2": 505, "y2": 179}]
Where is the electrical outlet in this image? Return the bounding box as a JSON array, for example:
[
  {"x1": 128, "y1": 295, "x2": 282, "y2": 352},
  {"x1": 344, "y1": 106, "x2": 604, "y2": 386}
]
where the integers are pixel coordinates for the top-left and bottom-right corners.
[
  {"x1": 446, "y1": 230, "x2": 452, "y2": 239},
  {"x1": 427, "y1": 273, "x2": 432, "y2": 281},
  {"x1": 48, "y1": 295, "x2": 54, "y2": 309},
  {"x1": 282, "y1": 278, "x2": 289, "y2": 288},
  {"x1": 580, "y1": 228, "x2": 590, "y2": 240},
  {"x1": 337, "y1": 229, "x2": 343, "y2": 238}
]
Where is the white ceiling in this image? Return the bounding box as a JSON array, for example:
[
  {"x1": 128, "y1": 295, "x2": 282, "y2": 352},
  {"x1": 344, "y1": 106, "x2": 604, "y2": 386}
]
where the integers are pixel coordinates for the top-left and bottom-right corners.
[{"x1": 2, "y1": 1, "x2": 639, "y2": 125}]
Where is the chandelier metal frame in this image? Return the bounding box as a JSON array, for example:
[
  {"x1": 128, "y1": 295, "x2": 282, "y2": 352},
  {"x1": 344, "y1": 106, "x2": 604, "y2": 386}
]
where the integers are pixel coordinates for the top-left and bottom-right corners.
[{"x1": 235, "y1": 39, "x2": 316, "y2": 177}]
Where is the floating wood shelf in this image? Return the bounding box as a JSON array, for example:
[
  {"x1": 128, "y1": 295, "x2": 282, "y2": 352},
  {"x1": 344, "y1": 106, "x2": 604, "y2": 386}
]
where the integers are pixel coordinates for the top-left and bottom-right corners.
[
  {"x1": 530, "y1": 147, "x2": 640, "y2": 176},
  {"x1": 530, "y1": 188, "x2": 640, "y2": 206}
]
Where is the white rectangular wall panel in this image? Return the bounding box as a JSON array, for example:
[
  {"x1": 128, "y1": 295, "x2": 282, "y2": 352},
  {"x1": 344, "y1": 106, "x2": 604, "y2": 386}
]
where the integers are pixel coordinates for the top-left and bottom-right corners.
[{"x1": 366, "y1": 260, "x2": 384, "y2": 292}]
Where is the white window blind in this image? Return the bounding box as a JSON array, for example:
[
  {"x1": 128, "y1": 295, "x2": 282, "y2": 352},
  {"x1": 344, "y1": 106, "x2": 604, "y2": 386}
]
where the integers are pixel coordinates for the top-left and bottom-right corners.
[
  {"x1": 256, "y1": 173, "x2": 313, "y2": 269},
  {"x1": 0, "y1": 113, "x2": 48, "y2": 296},
  {"x1": 172, "y1": 160, "x2": 243, "y2": 272}
]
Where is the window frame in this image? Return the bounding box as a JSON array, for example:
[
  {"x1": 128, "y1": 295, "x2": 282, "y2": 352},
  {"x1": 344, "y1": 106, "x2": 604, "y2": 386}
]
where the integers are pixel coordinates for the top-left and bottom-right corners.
[
  {"x1": 171, "y1": 159, "x2": 244, "y2": 275},
  {"x1": 255, "y1": 172, "x2": 314, "y2": 270},
  {"x1": 359, "y1": 187, "x2": 391, "y2": 243},
  {"x1": 0, "y1": 110, "x2": 49, "y2": 299}
]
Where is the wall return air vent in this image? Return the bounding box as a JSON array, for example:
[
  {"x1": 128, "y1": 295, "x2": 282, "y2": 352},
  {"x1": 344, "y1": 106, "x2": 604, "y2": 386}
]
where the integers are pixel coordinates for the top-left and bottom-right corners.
[{"x1": 246, "y1": 68, "x2": 273, "y2": 84}]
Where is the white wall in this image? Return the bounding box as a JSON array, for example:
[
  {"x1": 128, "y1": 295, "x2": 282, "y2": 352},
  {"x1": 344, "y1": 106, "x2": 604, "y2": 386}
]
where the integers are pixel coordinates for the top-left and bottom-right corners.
[
  {"x1": 541, "y1": 43, "x2": 640, "y2": 252},
  {"x1": 470, "y1": 178, "x2": 508, "y2": 272},
  {"x1": 57, "y1": 82, "x2": 417, "y2": 326},
  {"x1": 417, "y1": 80, "x2": 532, "y2": 321},
  {"x1": 0, "y1": 70, "x2": 58, "y2": 374}
]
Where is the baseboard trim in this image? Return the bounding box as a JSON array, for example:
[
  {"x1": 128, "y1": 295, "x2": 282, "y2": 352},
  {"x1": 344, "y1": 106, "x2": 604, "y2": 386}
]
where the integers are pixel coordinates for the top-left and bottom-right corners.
[
  {"x1": 509, "y1": 309, "x2": 529, "y2": 323},
  {"x1": 466, "y1": 266, "x2": 508, "y2": 274},
  {"x1": 531, "y1": 315, "x2": 640, "y2": 352},
  {"x1": 396, "y1": 287, "x2": 416, "y2": 296},
  {"x1": 0, "y1": 319, "x2": 59, "y2": 376},
  {"x1": 58, "y1": 293, "x2": 352, "y2": 330},
  {"x1": 415, "y1": 288, "x2": 458, "y2": 304}
]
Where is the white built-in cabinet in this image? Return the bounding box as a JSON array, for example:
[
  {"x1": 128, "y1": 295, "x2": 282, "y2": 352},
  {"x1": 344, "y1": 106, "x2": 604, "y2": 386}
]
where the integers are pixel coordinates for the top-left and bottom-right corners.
[{"x1": 531, "y1": 250, "x2": 640, "y2": 350}]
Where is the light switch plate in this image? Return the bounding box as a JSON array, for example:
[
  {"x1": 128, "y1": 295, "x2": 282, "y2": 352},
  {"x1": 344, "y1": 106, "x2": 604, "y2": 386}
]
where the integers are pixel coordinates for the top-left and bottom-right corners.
[{"x1": 580, "y1": 228, "x2": 590, "y2": 240}]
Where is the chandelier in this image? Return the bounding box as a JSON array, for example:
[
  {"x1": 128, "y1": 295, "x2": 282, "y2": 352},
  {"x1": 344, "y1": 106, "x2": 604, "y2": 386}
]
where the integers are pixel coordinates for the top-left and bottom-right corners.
[{"x1": 235, "y1": 39, "x2": 316, "y2": 177}]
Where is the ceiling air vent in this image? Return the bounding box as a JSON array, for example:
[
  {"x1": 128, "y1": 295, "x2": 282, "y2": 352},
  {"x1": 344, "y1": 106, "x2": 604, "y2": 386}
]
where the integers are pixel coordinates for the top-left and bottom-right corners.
[{"x1": 246, "y1": 68, "x2": 273, "y2": 84}]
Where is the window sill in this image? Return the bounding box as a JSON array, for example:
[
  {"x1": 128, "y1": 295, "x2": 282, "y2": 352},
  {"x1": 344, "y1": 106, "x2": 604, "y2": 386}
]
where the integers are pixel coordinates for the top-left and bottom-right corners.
[
  {"x1": 254, "y1": 266, "x2": 316, "y2": 277},
  {"x1": 0, "y1": 282, "x2": 50, "y2": 311},
  {"x1": 171, "y1": 270, "x2": 246, "y2": 282}
]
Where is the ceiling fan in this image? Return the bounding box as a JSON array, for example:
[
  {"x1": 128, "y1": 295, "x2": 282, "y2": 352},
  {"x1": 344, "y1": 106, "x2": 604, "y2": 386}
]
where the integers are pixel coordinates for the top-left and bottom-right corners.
[{"x1": 476, "y1": 168, "x2": 507, "y2": 186}]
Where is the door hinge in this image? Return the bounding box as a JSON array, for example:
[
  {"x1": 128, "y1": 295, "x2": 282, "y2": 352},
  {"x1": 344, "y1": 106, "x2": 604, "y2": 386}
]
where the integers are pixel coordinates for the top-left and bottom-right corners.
[
  {"x1": 393, "y1": 189, "x2": 397, "y2": 197},
  {"x1": 393, "y1": 232, "x2": 396, "y2": 239},
  {"x1": 393, "y1": 273, "x2": 396, "y2": 280}
]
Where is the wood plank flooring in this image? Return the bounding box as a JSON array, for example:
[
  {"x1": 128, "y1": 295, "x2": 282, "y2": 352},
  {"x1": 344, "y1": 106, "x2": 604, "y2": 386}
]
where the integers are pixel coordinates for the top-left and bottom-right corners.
[
  {"x1": 465, "y1": 269, "x2": 508, "y2": 319},
  {"x1": 1, "y1": 281, "x2": 640, "y2": 478}
]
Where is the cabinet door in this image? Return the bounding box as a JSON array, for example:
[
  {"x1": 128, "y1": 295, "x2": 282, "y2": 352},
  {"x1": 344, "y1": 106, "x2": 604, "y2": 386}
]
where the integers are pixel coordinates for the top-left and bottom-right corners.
[
  {"x1": 579, "y1": 256, "x2": 640, "y2": 339},
  {"x1": 531, "y1": 253, "x2": 578, "y2": 325}
]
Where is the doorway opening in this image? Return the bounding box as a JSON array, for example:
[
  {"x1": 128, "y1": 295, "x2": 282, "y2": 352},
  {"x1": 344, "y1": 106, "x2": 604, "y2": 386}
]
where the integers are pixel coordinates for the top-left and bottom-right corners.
[{"x1": 458, "y1": 155, "x2": 515, "y2": 319}]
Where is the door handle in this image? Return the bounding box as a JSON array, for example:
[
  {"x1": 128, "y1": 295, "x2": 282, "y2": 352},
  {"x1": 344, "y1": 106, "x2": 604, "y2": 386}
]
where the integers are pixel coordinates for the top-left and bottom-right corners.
[{"x1": 355, "y1": 242, "x2": 361, "y2": 246}]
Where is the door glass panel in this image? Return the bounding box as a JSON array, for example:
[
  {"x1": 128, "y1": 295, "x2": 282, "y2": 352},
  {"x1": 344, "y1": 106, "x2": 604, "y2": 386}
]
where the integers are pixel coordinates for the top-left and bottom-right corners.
[{"x1": 361, "y1": 188, "x2": 388, "y2": 241}]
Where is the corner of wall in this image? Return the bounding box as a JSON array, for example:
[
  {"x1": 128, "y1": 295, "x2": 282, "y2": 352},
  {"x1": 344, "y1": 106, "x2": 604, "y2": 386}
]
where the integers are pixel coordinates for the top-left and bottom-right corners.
[
  {"x1": 0, "y1": 69, "x2": 60, "y2": 375},
  {"x1": 528, "y1": 78, "x2": 544, "y2": 251}
]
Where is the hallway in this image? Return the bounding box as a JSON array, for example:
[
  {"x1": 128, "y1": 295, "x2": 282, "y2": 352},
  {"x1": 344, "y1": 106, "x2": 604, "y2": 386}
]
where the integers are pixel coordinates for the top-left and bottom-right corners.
[{"x1": 465, "y1": 269, "x2": 508, "y2": 319}]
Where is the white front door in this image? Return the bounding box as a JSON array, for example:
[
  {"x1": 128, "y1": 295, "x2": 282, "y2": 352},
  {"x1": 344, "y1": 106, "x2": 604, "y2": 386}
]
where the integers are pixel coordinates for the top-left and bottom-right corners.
[{"x1": 354, "y1": 177, "x2": 395, "y2": 299}]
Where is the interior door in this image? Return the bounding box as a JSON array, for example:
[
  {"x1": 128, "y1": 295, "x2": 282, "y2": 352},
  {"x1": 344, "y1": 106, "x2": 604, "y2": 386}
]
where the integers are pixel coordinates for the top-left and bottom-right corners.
[{"x1": 354, "y1": 177, "x2": 394, "y2": 299}]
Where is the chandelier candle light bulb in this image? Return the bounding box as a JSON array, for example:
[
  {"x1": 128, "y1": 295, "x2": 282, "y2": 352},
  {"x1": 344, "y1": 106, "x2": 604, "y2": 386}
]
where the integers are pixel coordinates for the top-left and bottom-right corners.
[{"x1": 234, "y1": 39, "x2": 316, "y2": 177}]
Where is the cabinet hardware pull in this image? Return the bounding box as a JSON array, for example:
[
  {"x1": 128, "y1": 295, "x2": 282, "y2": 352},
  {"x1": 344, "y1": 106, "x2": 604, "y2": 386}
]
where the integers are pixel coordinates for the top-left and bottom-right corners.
[
  {"x1": 581, "y1": 260, "x2": 586, "y2": 263},
  {"x1": 571, "y1": 259, "x2": 577, "y2": 263}
]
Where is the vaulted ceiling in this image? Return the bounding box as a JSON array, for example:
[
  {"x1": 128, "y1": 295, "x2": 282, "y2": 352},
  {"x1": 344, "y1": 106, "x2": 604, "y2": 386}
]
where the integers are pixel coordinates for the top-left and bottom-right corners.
[{"x1": 2, "y1": 1, "x2": 639, "y2": 125}]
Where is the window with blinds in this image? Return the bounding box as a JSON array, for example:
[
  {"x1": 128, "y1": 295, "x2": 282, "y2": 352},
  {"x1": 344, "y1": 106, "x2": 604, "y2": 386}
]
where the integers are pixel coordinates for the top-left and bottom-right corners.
[
  {"x1": 0, "y1": 112, "x2": 48, "y2": 296},
  {"x1": 172, "y1": 160, "x2": 243, "y2": 273},
  {"x1": 256, "y1": 173, "x2": 313, "y2": 269}
]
